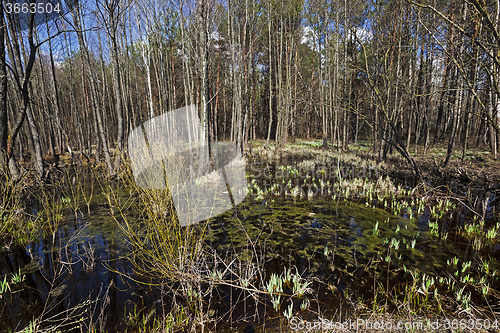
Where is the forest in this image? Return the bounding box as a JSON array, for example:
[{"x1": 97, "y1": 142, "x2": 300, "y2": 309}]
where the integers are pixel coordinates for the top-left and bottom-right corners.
[
  {"x1": 0, "y1": 0, "x2": 499, "y2": 332},
  {"x1": 0, "y1": 0, "x2": 499, "y2": 177}
]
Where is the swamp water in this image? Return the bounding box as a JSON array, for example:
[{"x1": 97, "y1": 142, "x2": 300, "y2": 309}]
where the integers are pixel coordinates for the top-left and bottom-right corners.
[{"x1": 1, "y1": 162, "x2": 499, "y2": 332}]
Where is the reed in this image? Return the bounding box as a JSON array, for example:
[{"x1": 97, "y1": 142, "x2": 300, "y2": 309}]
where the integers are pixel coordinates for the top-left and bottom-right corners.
[
  {"x1": 0, "y1": 174, "x2": 26, "y2": 241},
  {"x1": 101, "y1": 158, "x2": 320, "y2": 331}
]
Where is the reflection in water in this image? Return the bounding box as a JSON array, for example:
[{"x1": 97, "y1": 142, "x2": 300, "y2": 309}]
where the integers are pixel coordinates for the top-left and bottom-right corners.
[
  {"x1": 0, "y1": 162, "x2": 499, "y2": 330},
  {"x1": 0, "y1": 206, "x2": 161, "y2": 332}
]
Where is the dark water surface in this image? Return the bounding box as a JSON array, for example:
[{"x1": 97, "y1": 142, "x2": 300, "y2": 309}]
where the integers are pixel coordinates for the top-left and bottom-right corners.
[{"x1": 0, "y1": 161, "x2": 499, "y2": 332}]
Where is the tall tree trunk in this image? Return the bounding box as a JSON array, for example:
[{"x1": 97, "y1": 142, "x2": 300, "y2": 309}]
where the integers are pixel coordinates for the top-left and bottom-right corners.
[
  {"x1": 266, "y1": 2, "x2": 273, "y2": 149},
  {"x1": 0, "y1": 1, "x2": 7, "y2": 171},
  {"x1": 5, "y1": 10, "x2": 42, "y2": 178},
  {"x1": 444, "y1": 72, "x2": 464, "y2": 167},
  {"x1": 104, "y1": 0, "x2": 125, "y2": 173},
  {"x1": 72, "y1": 7, "x2": 112, "y2": 173},
  {"x1": 488, "y1": 85, "x2": 498, "y2": 159},
  {"x1": 47, "y1": 22, "x2": 67, "y2": 157}
]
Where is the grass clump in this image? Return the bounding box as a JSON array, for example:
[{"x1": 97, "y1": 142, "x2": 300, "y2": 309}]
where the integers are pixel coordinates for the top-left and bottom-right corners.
[{"x1": 0, "y1": 175, "x2": 40, "y2": 245}]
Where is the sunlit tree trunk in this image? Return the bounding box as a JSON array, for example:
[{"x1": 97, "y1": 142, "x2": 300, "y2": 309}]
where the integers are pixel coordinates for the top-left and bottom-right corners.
[
  {"x1": 4, "y1": 10, "x2": 42, "y2": 178},
  {"x1": 72, "y1": 5, "x2": 112, "y2": 173},
  {"x1": 102, "y1": 0, "x2": 126, "y2": 173}
]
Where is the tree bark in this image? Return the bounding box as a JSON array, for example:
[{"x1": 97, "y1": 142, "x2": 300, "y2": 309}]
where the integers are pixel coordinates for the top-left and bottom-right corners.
[{"x1": 0, "y1": 1, "x2": 7, "y2": 171}]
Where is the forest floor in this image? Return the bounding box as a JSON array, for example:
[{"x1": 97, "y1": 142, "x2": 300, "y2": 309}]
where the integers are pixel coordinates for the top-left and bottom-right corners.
[
  {"x1": 389, "y1": 147, "x2": 499, "y2": 192},
  {"x1": 41, "y1": 139, "x2": 500, "y2": 194},
  {"x1": 325, "y1": 141, "x2": 500, "y2": 205}
]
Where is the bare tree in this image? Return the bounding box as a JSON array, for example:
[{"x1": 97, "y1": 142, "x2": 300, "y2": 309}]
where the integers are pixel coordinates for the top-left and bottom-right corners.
[
  {"x1": 0, "y1": 0, "x2": 7, "y2": 172},
  {"x1": 71, "y1": 3, "x2": 113, "y2": 173},
  {"x1": 4, "y1": 8, "x2": 43, "y2": 178},
  {"x1": 98, "y1": 0, "x2": 127, "y2": 172}
]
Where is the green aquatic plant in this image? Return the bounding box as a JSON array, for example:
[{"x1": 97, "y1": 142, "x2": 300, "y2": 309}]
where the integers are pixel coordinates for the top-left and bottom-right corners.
[
  {"x1": 301, "y1": 298, "x2": 309, "y2": 311},
  {"x1": 0, "y1": 275, "x2": 9, "y2": 295},
  {"x1": 19, "y1": 320, "x2": 37, "y2": 333},
  {"x1": 460, "y1": 217, "x2": 499, "y2": 250},
  {"x1": 373, "y1": 221, "x2": 379, "y2": 235},
  {"x1": 462, "y1": 260, "x2": 472, "y2": 273},
  {"x1": 267, "y1": 273, "x2": 283, "y2": 294},
  {"x1": 389, "y1": 238, "x2": 400, "y2": 250},
  {"x1": 485, "y1": 223, "x2": 499, "y2": 240},
  {"x1": 429, "y1": 220, "x2": 439, "y2": 236},
  {"x1": 283, "y1": 300, "x2": 293, "y2": 319},
  {"x1": 271, "y1": 294, "x2": 282, "y2": 312},
  {"x1": 292, "y1": 275, "x2": 311, "y2": 297},
  {"x1": 11, "y1": 268, "x2": 24, "y2": 284}
]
